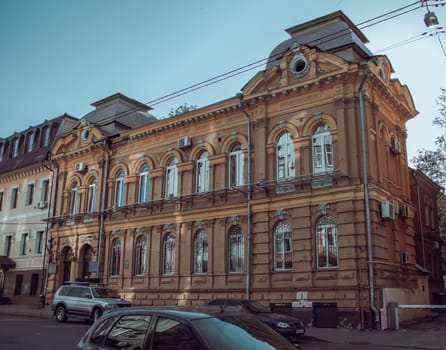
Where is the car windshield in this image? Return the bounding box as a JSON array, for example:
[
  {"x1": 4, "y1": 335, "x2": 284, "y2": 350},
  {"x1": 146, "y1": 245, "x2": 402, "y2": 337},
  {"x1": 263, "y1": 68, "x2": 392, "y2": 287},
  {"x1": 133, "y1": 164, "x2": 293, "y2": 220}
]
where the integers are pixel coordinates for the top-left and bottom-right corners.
[
  {"x1": 241, "y1": 300, "x2": 271, "y2": 313},
  {"x1": 92, "y1": 288, "x2": 120, "y2": 298},
  {"x1": 193, "y1": 314, "x2": 295, "y2": 350}
]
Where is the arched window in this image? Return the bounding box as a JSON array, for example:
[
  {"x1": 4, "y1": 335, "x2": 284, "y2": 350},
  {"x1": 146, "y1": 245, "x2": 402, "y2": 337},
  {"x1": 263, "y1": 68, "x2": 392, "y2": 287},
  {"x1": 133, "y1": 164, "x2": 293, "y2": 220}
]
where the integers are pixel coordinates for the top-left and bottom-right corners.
[
  {"x1": 166, "y1": 158, "x2": 178, "y2": 199},
  {"x1": 229, "y1": 144, "x2": 244, "y2": 187},
  {"x1": 114, "y1": 171, "x2": 125, "y2": 207},
  {"x1": 274, "y1": 221, "x2": 293, "y2": 270},
  {"x1": 276, "y1": 132, "x2": 295, "y2": 180},
  {"x1": 196, "y1": 151, "x2": 210, "y2": 193},
  {"x1": 134, "y1": 236, "x2": 147, "y2": 276},
  {"x1": 229, "y1": 226, "x2": 244, "y2": 273},
  {"x1": 87, "y1": 178, "x2": 97, "y2": 212},
  {"x1": 110, "y1": 239, "x2": 121, "y2": 275},
  {"x1": 163, "y1": 234, "x2": 176, "y2": 275},
  {"x1": 312, "y1": 124, "x2": 333, "y2": 174},
  {"x1": 193, "y1": 230, "x2": 208, "y2": 274},
  {"x1": 139, "y1": 165, "x2": 150, "y2": 203},
  {"x1": 316, "y1": 215, "x2": 338, "y2": 268},
  {"x1": 70, "y1": 182, "x2": 80, "y2": 215}
]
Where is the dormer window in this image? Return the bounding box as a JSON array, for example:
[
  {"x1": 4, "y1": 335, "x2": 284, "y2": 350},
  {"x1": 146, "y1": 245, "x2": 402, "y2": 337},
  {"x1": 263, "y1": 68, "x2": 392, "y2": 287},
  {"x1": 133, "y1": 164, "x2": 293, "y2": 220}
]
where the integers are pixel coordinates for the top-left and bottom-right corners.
[
  {"x1": 81, "y1": 127, "x2": 90, "y2": 142},
  {"x1": 12, "y1": 138, "x2": 20, "y2": 158},
  {"x1": 43, "y1": 126, "x2": 51, "y2": 147},
  {"x1": 27, "y1": 131, "x2": 35, "y2": 152}
]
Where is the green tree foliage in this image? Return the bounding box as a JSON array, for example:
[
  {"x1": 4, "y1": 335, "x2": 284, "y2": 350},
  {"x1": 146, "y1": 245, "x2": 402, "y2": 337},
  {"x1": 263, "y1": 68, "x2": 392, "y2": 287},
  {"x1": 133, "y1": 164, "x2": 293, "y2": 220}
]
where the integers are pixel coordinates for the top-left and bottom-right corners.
[
  {"x1": 168, "y1": 103, "x2": 197, "y2": 117},
  {"x1": 412, "y1": 88, "x2": 446, "y2": 237}
]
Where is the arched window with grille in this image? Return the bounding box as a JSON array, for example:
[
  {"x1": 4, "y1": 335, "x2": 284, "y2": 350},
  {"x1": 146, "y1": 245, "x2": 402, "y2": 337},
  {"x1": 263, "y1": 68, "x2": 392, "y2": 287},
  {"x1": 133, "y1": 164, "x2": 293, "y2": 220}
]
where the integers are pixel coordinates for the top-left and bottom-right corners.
[
  {"x1": 312, "y1": 124, "x2": 333, "y2": 174},
  {"x1": 276, "y1": 132, "x2": 295, "y2": 181},
  {"x1": 87, "y1": 178, "x2": 97, "y2": 212},
  {"x1": 111, "y1": 239, "x2": 121, "y2": 275},
  {"x1": 163, "y1": 234, "x2": 176, "y2": 275},
  {"x1": 134, "y1": 236, "x2": 147, "y2": 276},
  {"x1": 193, "y1": 230, "x2": 208, "y2": 274},
  {"x1": 114, "y1": 171, "x2": 125, "y2": 207},
  {"x1": 316, "y1": 215, "x2": 338, "y2": 268},
  {"x1": 228, "y1": 226, "x2": 244, "y2": 273},
  {"x1": 229, "y1": 144, "x2": 244, "y2": 187},
  {"x1": 139, "y1": 165, "x2": 150, "y2": 203},
  {"x1": 196, "y1": 151, "x2": 210, "y2": 193},
  {"x1": 70, "y1": 182, "x2": 80, "y2": 215},
  {"x1": 166, "y1": 158, "x2": 178, "y2": 199},
  {"x1": 274, "y1": 220, "x2": 293, "y2": 270}
]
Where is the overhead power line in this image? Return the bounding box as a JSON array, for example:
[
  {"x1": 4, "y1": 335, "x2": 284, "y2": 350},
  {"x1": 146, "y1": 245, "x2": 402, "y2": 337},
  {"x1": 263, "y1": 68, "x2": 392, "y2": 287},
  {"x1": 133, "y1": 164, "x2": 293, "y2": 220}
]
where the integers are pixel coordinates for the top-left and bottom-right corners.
[{"x1": 78, "y1": 1, "x2": 439, "y2": 127}]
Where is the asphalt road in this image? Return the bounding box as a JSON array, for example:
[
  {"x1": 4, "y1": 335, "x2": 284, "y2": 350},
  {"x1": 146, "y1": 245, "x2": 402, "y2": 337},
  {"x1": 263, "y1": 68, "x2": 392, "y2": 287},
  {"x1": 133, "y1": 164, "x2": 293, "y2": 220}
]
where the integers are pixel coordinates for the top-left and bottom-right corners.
[{"x1": 0, "y1": 315, "x2": 89, "y2": 350}]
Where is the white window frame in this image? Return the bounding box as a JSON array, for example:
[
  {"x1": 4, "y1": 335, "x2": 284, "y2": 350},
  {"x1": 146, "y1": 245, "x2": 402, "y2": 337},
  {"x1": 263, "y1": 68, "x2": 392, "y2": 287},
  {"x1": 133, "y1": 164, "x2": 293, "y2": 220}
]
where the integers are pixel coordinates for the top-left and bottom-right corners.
[
  {"x1": 312, "y1": 124, "x2": 334, "y2": 174},
  {"x1": 40, "y1": 179, "x2": 50, "y2": 202},
  {"x1": 25, "y1": 182, "x2": 35, "y2": 207},
  {"x1": 87, "y1": 178, "x2": 97, "y2": 212},
  {"x1": 274, "y1": 221, "x2": 293, "y2": 271},
  {"x1": 316, "y1": 215, "x2": 338, "y2": 269},
  {"x1": 111, "y1": 239, "x2": 121, "y2": 276},
  {"x1": 196, "y1": 151, "x2": 210, "y2": 193},
  {"x1": 139, "y1": 165, "x2": 150, "y2": 203},
  {"x1": 34, "y1": 230, "x2": 44, "y2": 255},
  {"x1": 27, "y1": 131, "x2": 35, "y2": 152},
  {"x1": 13, "y1": 138, "x2": 20, "y2": 158},
  {"x1": 276, "y1": 132, "x2": 295, "y2": 181},
  {"x1": 166, "y1": 158, "x2": 178, "y2": 199},
  {"x1": 163, "y1": 234, "x2": 176, "y2": 275},
  {"x1": 70, "y1": 182, "x2": 79, "y2": 215},
  {"x1": 114, "y1": 171, "x2": 125, "y2": 207},
  {"x1": 134, "y1": 236, "x2": 147, "y2": 276},
  {"x1": 229, "y1": 144, "x2": 244, "y2": 187},
  {"x1": 43, "y1": 126, "x2": 51, "y2": 147},
  {"x1": 20, "y1": 232, "x2": 29, "y2": 256},
  {"x1": 193, "y1": 230, "x2": 208, "y2": 274},
  {"x1": 229, "y1": 226, "x2": 244, "y2": 273},
  {"x1": 3, "y1": 235, "x2": 12, "y2": 256},
  {"x1": 10, "y1": 186, "x2": 19, "y2": 209}
]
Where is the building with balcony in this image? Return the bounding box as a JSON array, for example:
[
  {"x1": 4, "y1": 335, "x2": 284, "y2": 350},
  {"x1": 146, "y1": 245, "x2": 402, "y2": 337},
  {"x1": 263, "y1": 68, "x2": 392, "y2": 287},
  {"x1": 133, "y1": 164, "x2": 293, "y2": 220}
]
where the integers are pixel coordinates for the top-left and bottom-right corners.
[{"x1": 44, "y1": 11, "x2": 440, "y2": 329}]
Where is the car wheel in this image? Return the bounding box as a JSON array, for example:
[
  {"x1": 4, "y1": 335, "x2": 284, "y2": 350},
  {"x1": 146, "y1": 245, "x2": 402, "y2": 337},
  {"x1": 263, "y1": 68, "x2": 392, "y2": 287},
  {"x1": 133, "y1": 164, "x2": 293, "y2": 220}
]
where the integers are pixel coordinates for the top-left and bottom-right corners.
[
  {"x1": 92, "y1": 308, "x2": 103, "y2": 322},
  {"x1": 55, "y1": 305, "x2": 67, "y2": 323}
]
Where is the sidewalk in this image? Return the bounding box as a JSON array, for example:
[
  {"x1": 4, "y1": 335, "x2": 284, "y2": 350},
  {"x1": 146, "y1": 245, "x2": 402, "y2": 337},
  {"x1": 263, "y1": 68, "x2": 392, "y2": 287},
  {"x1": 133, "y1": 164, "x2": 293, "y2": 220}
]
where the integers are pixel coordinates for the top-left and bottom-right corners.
[{"x1": 1, "y1": 303, "x2": 446, "y2": 349}]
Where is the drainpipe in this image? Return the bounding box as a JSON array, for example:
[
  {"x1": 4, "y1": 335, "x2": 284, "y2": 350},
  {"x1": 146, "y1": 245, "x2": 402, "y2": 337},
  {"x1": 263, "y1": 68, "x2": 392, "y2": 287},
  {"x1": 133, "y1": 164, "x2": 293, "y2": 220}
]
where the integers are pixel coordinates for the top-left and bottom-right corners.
[
  {"x1": 414, "y1": 172, "x2": 426, "y2": 267},
  {"x1": 96, "y1": 138, "x2": 110, "y2": 281},
  {"x1": 40, "y1": 155, "x2": 58, "y2": 307},
  {"x1": 236, "y1": 92, "x2": 252, "y2": 300},
  {"x1": 358, "y1": 66, "x2": 379, "y2": 328}
]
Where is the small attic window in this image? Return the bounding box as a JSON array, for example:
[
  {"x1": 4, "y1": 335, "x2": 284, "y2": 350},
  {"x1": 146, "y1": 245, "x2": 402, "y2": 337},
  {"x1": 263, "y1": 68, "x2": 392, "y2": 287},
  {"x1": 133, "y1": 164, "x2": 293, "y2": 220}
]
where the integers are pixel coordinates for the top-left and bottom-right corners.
[
  {"x1": 289, "y1": 53, "x2": 309, "y2": 77},
  {"x1": 81, "y1": 127, "x2": 90, "y2": 142}
]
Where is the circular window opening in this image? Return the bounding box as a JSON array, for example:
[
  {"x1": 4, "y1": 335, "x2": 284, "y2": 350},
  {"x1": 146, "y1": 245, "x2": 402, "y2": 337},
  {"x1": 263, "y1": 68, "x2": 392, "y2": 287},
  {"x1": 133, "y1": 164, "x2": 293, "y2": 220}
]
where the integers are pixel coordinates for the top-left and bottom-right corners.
[
  {"x1": 81, "y1": 128, "x2": 90, "y2": 141},
  {"x1": 290, "y1": 54, "x2": 309, "y2": 77}
]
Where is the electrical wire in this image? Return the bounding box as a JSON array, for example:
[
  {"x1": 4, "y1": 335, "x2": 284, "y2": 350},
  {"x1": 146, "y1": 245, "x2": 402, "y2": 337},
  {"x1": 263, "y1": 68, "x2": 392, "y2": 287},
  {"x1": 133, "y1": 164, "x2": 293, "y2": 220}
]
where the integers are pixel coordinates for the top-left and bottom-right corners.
[{"x1": 65, "y1": 1, "x2": 440, "y2": 127}]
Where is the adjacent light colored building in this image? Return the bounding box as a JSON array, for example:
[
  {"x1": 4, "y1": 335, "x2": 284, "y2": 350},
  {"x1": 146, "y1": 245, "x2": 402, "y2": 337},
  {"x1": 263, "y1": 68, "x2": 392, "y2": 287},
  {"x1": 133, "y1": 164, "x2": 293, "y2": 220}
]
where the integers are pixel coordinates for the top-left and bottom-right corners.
[
  {"x1": 39, "y1": 11, "x2": 442, "y2": 329},
  {"x1": 0, "y1": 115, "x2": 78, "y2": 304}
]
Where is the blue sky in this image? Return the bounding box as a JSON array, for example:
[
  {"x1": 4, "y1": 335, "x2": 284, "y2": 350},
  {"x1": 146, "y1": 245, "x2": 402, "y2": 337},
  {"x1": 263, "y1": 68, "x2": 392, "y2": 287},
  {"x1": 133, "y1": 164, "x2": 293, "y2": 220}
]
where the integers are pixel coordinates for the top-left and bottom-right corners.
[{"x1": 1, "y1": 0, "x2": 445, "y2": 161}]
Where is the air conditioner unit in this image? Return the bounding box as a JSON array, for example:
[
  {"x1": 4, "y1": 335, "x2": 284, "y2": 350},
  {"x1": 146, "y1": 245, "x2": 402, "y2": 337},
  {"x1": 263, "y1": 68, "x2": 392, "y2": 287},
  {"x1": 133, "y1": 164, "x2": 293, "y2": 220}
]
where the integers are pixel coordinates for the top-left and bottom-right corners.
[
  {"x1": 178, "y1": 136, "x2": 191, "y2": 149},
  {"x1": 390, "y1": 200, "x2": 399, "y2": 216},
  {"x1": 381, "y1": 201, "x2": 395, "y2": 220},
  {"x1": 37, "y1": 201, "x2": 47, "y2": 209},
  {"x1": 401, "y1": 251, "x2": 410, "y2": 264},
  {"x1": 399, "y1": 205, "x2": 409, "y2": 218},
  {"x1": 74, "y1": 162, "x2": 87, "y2": 172}
]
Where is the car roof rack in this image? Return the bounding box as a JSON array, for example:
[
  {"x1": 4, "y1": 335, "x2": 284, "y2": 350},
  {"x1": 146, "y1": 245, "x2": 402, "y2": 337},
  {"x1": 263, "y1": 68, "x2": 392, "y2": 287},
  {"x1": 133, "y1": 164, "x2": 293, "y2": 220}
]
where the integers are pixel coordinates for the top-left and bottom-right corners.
[{"x1": 64, "y1": 278, "x2": 105, "y2": 287}]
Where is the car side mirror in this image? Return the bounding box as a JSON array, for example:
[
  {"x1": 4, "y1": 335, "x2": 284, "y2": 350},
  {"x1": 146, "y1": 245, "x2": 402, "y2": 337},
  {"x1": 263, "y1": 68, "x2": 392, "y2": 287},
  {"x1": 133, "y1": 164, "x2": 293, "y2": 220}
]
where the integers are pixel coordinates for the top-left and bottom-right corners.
[{"x1": 83, "y1": 293, "x2": 92, "y2": 299}]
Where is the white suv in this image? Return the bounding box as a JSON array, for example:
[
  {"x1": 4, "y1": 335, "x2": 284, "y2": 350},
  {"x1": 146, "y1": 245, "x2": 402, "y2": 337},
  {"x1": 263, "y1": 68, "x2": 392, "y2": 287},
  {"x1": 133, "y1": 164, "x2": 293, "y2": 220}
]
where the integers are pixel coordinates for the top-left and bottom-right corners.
[{"x1": 51, "y1": 282, "x2": 132, "y2": 323}]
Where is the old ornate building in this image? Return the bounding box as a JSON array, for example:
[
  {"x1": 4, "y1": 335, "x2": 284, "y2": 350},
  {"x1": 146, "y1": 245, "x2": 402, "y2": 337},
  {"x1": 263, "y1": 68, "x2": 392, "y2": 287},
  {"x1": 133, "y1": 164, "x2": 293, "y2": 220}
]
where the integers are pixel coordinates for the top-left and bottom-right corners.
[{"x1": 45, "y1": 12, "x2": 435, "y2": 329}]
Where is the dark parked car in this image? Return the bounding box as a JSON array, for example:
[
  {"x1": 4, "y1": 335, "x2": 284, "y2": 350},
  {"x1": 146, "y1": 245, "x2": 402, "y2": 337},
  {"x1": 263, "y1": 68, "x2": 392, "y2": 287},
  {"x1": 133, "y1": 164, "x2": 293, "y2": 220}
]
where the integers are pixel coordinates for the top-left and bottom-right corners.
[
  {"x1": 51, "y1": 281, "x2": 132, "y2": 323},
  {"x1": 77, "y1": 306, "x2": 298, "y2": 350},
  {"x1": 204, "y1": 299, "x2": 305, "y2": 344}
]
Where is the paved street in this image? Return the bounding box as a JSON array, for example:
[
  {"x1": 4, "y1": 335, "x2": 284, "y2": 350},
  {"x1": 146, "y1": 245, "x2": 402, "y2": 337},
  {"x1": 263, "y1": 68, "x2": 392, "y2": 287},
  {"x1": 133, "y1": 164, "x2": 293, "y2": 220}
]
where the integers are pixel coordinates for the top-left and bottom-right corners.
[{"x1": 0, "y1": 315, "x2": 89, "y2": 350}]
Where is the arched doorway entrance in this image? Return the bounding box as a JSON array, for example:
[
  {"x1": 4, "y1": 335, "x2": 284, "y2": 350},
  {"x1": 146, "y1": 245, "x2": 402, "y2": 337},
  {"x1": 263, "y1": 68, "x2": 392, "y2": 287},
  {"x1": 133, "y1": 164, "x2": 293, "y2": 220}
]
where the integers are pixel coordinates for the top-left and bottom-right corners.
[
  {"x1": 79, "y1": 244, "x2": 93, "y2": 279},
  {"x1": 60, "y1": 246, "x2": 73, "y2": 283}
]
